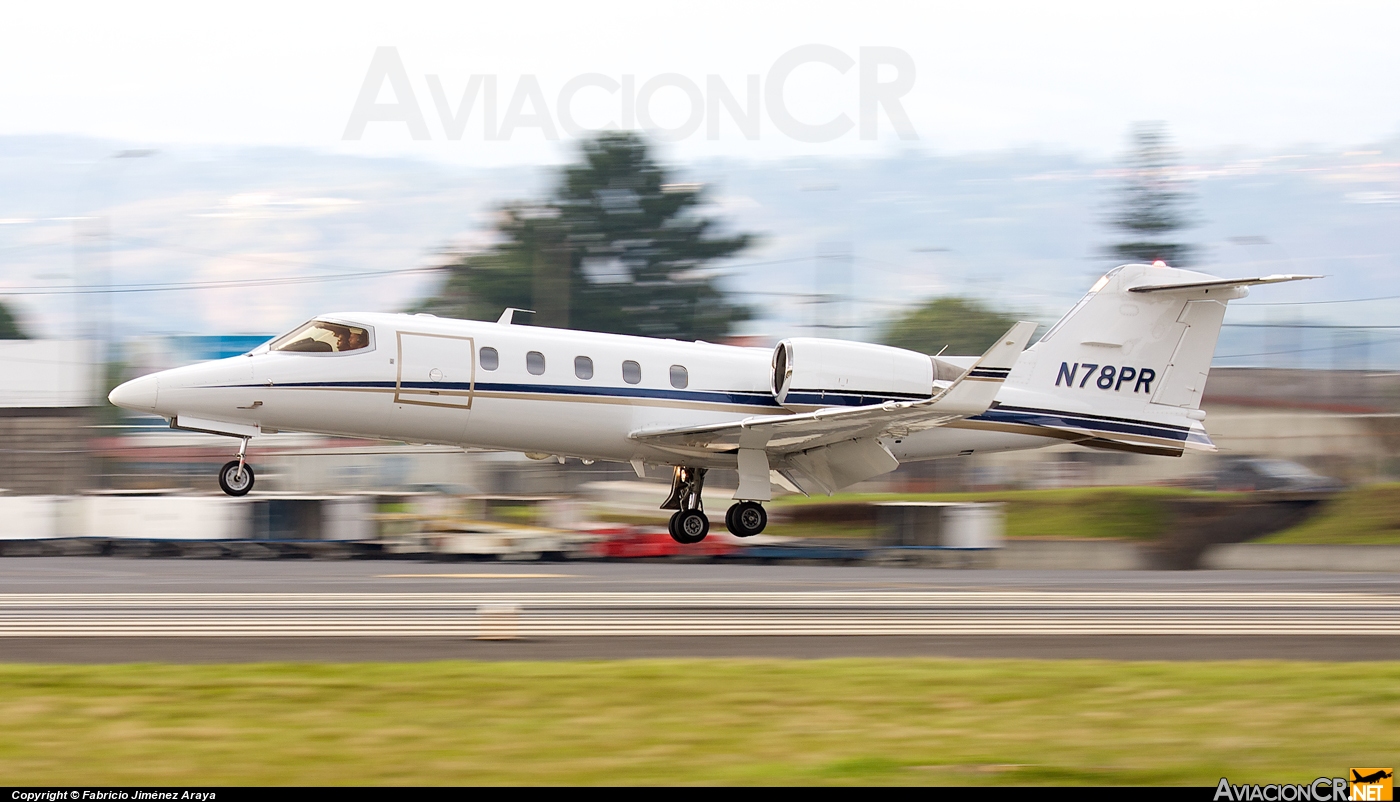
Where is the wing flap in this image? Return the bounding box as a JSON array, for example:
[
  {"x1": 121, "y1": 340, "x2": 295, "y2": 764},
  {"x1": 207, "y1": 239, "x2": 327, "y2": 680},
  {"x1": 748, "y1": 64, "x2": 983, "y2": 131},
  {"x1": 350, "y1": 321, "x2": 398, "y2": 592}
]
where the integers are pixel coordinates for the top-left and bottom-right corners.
[{"x1": 786, "y1": 438, "x2": 900, "y2": 495}]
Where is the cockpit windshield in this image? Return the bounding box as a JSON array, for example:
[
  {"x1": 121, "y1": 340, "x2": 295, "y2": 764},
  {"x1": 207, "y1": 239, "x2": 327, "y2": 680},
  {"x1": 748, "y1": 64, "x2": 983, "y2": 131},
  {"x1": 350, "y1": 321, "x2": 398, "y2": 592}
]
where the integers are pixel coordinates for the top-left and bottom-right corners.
[{"x1": 270, "y1": 320, "x2": 372, "y2": 354}]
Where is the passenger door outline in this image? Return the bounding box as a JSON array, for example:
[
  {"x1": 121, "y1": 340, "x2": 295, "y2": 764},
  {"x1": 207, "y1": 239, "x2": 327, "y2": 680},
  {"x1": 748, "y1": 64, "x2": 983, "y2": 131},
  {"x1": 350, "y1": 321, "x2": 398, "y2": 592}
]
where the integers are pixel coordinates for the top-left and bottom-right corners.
[{"x1": 394, "y1": 331, "x2": 475, "y2": 409}]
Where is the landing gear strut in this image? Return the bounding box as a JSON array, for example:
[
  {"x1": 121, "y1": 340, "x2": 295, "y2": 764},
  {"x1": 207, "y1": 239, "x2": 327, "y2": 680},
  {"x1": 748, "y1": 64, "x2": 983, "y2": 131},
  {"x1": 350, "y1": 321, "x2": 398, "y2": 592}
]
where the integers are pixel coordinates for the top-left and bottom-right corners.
[
  {"x1": 662, "y1": 466, "x2": 708, "y2": 544},
  {"x1": 725, "y1": 501, "x2": 767, "y2": 537},
  {"x1": 217, "y1": 437, "x2": 255, "y2": 496}
]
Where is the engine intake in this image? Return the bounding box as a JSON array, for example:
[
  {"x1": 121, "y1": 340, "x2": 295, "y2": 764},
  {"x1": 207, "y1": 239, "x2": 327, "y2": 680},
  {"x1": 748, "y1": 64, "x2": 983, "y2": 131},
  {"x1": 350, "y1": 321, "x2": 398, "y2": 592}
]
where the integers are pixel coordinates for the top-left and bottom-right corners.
[{"x1": 773, "y1": 338, "x2": 935, "y2": 411}]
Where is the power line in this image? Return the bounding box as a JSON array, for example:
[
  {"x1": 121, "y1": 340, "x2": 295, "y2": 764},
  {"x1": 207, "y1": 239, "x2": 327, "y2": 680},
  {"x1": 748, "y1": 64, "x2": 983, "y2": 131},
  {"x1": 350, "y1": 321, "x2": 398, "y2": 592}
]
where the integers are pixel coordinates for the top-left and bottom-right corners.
[
  {"x1": 1215, "y1": 333, "x2": 1400, "y2": 360},
  {"x1": 108, "y1": 235, "x2": 444, "y2": 275},
  {"x1": 1223, "y1": 323, "x2": 1400, "y2": 330},
  {"x1": 1236, "y1": 294, "x2": 1400, "y2": 307},
  {"x1": 0, "y1": 254, "x2": 816, "y2": 296},
  {"x1": 0, "y1": 265, "x2": 448, "y2": 295}
]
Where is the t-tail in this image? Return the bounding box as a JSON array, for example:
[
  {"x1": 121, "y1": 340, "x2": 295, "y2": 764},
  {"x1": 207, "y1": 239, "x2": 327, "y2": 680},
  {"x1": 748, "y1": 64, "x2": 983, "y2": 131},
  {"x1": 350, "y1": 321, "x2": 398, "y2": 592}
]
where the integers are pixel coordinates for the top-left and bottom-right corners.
[{"x1": 998, "y1": 263, "x2": 1319, "y2": 457}]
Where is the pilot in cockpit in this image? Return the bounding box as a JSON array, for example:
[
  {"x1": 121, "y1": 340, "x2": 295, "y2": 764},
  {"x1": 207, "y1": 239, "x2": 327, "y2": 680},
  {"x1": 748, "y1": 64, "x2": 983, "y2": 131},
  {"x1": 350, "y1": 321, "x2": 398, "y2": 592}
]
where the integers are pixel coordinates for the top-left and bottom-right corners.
[{"x1": 272, "y1": 320, "x2": 369, "y2": 353}]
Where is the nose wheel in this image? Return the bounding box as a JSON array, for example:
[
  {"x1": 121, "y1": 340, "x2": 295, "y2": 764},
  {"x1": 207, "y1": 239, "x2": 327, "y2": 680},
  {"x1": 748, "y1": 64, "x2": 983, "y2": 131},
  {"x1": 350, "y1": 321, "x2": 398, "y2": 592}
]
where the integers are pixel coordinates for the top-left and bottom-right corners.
[
  {"x1": 725, "y1": 501, "x2": 767, "y2": 537},
  {"x1": 218, "y1": 460, "x2": 255, "y2": 496},
  {"x1": 217, "y1": 437, "x2": 255, "y2": 496}
]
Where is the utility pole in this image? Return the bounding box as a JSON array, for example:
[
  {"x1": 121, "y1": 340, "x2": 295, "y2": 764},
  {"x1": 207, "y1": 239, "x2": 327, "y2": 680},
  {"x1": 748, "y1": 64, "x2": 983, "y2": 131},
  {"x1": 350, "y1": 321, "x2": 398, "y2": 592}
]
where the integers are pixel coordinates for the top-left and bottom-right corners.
[
  {"x1": 814, "y1": 241, "x2": 853, "y2": 338},
  {"x1": 75, "y1": 149, "x2": 156, "y2": 398}
]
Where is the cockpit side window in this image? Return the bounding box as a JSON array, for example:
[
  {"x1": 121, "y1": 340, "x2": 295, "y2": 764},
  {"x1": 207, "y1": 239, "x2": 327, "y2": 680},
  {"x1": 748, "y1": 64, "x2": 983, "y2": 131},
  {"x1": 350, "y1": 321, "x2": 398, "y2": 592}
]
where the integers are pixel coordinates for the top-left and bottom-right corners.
[{"x1": 271, "y1": 320, "x2": 373, "y2": 354}]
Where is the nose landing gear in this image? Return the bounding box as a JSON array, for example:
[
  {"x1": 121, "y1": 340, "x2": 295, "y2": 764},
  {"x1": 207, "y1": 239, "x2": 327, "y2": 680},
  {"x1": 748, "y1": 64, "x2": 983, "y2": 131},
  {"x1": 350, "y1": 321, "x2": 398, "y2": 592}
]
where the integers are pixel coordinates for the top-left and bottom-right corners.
[{"x1": 217, "y1": 437, "x2": 255, "y2": 496}]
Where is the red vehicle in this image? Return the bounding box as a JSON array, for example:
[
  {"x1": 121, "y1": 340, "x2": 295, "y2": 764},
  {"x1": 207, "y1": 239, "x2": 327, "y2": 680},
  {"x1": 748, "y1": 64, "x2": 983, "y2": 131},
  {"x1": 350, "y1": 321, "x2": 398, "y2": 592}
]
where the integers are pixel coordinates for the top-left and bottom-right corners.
[{"x1": 587, "y1": 525, "x2": 741, "y2": 559}]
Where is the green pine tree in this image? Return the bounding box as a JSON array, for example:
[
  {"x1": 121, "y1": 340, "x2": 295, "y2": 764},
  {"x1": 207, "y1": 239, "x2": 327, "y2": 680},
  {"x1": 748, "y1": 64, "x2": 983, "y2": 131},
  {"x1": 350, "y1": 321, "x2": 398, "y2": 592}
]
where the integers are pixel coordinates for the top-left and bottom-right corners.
[
  {"x1": 0, "y1": 301, "x2": 27, "y2": 339},
  {"x1": 1107, "y1": 122, "x2": 1197, "y2": 266},
  {"x1": 418, "y1": 132, "x2": 754, "y2": 341}
]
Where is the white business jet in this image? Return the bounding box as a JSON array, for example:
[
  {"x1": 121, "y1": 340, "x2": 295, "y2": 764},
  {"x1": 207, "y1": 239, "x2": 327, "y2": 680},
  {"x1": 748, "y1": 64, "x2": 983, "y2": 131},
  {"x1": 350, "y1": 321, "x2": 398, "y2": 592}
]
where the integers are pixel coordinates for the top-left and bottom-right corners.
[{"x1": 109, "y1": 262, "x2": 1317, "y2": 543}]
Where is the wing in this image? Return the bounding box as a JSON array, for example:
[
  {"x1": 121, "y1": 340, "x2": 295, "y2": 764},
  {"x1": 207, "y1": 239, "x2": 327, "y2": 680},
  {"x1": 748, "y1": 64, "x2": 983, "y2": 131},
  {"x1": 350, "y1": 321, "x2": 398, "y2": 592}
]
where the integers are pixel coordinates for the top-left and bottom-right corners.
[{"x1": 629, "y1": 321, "x2": 1037, "y2": 495}]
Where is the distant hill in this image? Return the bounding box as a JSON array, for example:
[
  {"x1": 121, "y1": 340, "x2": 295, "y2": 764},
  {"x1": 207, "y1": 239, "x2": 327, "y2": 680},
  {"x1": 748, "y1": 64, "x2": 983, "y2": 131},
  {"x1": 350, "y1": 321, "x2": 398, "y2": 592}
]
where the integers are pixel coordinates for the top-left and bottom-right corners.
[{"x1": 1, "y1": 134, "x2": 1396, "y2": 368}]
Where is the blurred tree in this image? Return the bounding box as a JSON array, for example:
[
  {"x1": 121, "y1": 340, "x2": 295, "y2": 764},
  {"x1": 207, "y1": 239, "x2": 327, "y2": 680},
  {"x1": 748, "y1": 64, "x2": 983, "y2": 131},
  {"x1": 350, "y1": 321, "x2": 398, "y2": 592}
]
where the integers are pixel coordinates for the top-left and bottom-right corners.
[
  {"x1": 1106, "y1": 121, "x2": 1196, "y2": 266},
  {"x1": 417, "y1": 132, "x2": 754, "y2": 340},
  {"x1": 0, "y1": 301, "x2": 27, "y2": 339},
  {"x1": 882, "y1": 296, "x2": 1020, "y2": 356}
]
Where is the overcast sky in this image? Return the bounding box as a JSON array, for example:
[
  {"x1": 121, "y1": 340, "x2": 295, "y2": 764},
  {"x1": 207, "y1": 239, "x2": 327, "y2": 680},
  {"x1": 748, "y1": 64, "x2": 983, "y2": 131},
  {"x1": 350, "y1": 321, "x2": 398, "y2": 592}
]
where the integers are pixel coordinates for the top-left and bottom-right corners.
[{"x1": 3, "y1": 1, "x2": 1398, "y2": 165}]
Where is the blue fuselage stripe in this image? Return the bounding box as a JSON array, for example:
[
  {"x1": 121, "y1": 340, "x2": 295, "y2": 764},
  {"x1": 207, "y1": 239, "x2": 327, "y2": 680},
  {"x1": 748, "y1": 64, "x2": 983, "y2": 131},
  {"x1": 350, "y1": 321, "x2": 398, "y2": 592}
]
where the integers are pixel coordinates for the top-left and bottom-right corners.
[
  {"x1": 221, "y1": 382, "x2": 1195, "y2": 443},
  {"x1": 973, "y1": 405, "x2": 1191, "y2": 442}
]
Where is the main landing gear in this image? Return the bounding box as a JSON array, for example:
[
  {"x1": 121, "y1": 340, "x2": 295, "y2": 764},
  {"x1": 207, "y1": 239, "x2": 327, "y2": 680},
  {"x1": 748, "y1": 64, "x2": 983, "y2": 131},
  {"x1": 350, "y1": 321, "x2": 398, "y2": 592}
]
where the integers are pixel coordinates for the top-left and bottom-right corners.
[
  {"x1": 663, "y1": 466, "x2": 709, "y2": 544},
  {"x1": 725, "y1": 501, "x2": 767, "y2": 538},
  {"x1": 661, "y1": 465, "x2": 768, "y2": 544},
  {"x1": 217, "y1": 437, "x2": 255, "y2": 496}
]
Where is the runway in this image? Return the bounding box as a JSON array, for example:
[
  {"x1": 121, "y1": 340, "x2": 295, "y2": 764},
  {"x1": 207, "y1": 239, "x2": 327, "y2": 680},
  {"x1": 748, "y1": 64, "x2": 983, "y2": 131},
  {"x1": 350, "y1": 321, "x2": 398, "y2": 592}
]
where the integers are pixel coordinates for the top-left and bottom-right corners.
[
  {"x1": 1, "y1": 558, "x2": 1398, "y2": 661},
  {"x1": 4, "y1": 589, "x2": 1399, "y2": 637}
]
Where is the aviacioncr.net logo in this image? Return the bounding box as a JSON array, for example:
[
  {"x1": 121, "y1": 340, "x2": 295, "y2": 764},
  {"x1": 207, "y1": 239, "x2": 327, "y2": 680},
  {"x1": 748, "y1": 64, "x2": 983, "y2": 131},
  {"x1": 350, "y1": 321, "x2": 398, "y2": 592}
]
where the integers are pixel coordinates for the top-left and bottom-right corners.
[
  {"x1": 342, "y1": 45, "x2": 918, "y2": 144},
  {"x1": 1214, "y1": 771, "x2": 1393, "y2": 801}
]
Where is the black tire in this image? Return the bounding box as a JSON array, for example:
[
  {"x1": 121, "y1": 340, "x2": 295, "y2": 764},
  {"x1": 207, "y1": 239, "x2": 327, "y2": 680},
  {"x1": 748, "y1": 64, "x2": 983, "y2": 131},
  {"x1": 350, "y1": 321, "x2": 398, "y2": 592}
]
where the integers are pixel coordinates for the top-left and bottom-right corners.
[
  {"x1": 218, "y1": 460, "x2": 255, "y2": 496},
  {"x1": 670, "y1": 509, "x2": 709, "y2": 544},
  {"x1": 727, "y1": 501, "x2": 767, "y2": 537}
]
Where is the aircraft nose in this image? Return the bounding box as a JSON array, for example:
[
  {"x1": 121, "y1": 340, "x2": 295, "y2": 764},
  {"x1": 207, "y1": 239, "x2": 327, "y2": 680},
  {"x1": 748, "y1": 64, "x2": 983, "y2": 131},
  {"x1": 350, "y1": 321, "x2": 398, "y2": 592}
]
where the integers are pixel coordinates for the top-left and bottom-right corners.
[{"x1": 108, "y1": 374, "x2": 159, "y2": 412}]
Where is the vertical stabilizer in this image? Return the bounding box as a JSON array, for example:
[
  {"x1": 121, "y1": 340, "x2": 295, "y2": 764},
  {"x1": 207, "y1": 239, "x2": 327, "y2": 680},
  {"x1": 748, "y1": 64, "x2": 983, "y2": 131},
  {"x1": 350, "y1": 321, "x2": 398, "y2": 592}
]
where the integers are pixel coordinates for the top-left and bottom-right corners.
[
  {"x1": 1012, "y1": 264, "x2": 1245, "y2": 415},
  {"x1": 1001, "y1": 264, "x2": 1316, "y2": 455},
  {"x1": 988, "y1": 264, "x2": 1250, "y2": 455}
]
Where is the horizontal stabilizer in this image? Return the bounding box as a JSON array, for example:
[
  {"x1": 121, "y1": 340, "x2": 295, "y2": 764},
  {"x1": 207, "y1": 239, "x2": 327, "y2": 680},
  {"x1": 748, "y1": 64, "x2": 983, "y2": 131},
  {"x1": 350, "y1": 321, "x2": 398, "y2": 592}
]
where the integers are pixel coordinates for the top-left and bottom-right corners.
[
  {"x1": 931, "y1": 320, "x2": 1037, "y2": 415},
  {"x1": 1128, "y1": 274, "x2": 1321, "y2": 294}
]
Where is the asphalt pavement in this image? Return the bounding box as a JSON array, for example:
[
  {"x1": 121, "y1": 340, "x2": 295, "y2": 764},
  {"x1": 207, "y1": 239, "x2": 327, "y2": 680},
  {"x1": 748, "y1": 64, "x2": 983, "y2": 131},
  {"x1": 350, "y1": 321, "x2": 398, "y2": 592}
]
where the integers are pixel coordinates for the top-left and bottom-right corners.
[{"x1": 1, "y1": 558, "x2": 1397, "y2": 662}]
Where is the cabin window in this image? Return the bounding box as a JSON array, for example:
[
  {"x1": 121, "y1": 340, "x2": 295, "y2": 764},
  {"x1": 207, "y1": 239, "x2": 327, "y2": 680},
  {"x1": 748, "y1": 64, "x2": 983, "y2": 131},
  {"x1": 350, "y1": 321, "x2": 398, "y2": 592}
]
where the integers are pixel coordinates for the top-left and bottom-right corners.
[
  {"x1": 669, "y1": 364, "x2": 688, "y2": 389},
  {"x1": 271, "y1": 320, "x2": 371, "y2": 354},
  {"x1": 479, "y1": 347, "x2": 499, "y2": 371},
  {"x1": 526, "y1": 351, "x2": 546, "y2": 375},
  {"x1": 622, "y1": 360, "x2": 642, "y2": 385},
  {"x1": 574, "y1": 356, "x2": 594, "y2": 380}
]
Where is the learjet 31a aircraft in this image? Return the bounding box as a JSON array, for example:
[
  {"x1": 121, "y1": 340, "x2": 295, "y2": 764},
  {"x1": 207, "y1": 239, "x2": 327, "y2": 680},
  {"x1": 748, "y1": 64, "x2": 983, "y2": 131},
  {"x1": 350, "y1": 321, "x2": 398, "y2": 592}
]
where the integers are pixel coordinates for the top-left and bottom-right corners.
[{"x1": 109, "y1": 262, "x2": 1317, "y2": 544}]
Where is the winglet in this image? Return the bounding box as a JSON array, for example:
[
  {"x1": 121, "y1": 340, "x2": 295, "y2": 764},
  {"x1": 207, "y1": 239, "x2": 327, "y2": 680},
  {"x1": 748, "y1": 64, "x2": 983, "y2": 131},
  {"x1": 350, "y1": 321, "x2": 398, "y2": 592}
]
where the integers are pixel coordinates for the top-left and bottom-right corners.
[
  {"x1": 928, "y1": 320, "x2": 1037, "y2": 415},
  {"x1": 497, "y1": 308, "x2": 536, "y2": 325}
]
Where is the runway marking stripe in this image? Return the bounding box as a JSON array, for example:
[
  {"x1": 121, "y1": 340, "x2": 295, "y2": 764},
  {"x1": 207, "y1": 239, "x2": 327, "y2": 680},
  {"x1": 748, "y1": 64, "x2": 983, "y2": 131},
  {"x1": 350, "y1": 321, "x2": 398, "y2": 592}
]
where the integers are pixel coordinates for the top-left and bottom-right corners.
[
  {"x1": 3, "y1": 591, "x2": 1398, "y2": 638},
  {"x1": 0, "y1": 592, "x2": 1396, "y2": 608},
  {"x1": 2, "y1": 625, "x2": 1398, "y2": 636},
  {"x1": 375, "y1": 574, "x2": 577, "y2": 579},
  {"x1": 0, "y1": 590, "x2": 1384, "y2": 596}
]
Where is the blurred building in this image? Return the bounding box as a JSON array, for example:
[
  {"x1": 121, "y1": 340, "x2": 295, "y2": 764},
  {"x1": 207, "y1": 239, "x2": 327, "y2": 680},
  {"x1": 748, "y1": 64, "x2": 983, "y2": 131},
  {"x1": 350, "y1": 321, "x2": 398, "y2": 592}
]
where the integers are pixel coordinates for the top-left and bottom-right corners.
[
  {"x1": 124, "y1": 334, "x2": 272, "y2": 375},
  {"x1": 0, "y1": 340, "x2": 98, "y2": 494}
]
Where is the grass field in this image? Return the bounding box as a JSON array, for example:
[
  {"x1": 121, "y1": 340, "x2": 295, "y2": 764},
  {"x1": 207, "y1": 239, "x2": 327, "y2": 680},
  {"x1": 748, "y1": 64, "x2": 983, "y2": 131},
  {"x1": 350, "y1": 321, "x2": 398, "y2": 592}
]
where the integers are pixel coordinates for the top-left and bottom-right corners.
[
  {"x1": 769, "y1": 487, "x2": 1230, "y2": 541},
  {"x1": 1, "y1": 658, "x2": 1396, "y2": 785},
  {"x1": 1258, "y1": 483, "x2": 1400, "y2": 545},
  {"x1": 767, "y1": 483, "x2": 1400, "y2": 545}
]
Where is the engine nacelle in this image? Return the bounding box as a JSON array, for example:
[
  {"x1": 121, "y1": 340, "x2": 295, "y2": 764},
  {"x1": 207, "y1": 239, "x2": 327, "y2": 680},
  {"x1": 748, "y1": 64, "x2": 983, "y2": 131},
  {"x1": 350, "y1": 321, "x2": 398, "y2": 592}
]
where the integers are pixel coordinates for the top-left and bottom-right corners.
[{"x1": 772, "y1": 338, "x2": 935, "y2": 411}]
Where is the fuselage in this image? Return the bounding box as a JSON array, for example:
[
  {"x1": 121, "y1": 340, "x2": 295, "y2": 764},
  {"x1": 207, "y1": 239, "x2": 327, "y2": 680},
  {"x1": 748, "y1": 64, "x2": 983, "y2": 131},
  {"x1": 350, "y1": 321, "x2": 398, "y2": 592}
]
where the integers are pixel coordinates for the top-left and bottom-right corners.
[
  {"x1": 110, "y1": 312, "x2": 1088, "y2": 469},
  {"x1": 107, "y1": 264, "x2": 1317, "y2": 530}
]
